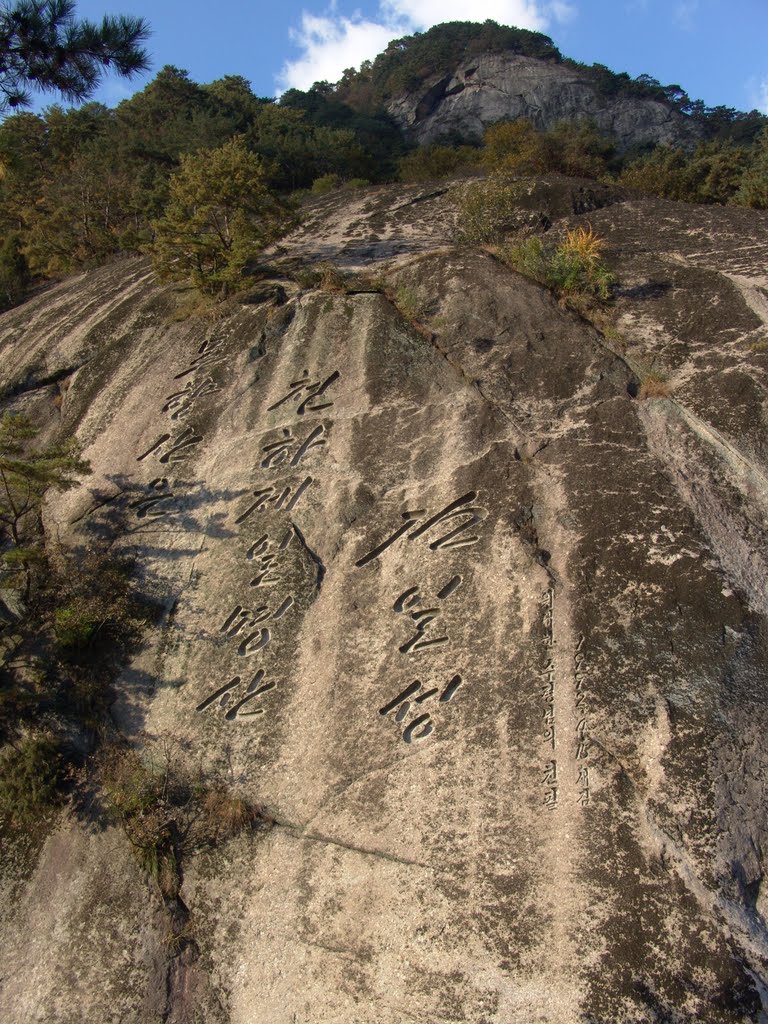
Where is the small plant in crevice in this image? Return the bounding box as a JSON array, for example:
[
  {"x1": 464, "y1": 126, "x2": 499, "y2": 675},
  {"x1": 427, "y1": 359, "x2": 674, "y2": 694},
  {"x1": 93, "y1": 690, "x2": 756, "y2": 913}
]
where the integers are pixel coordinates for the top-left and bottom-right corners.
[
  {"x1": 392, "y1": 284, "x2": 425, "y2": 321},
  {"x1": 498, "y1": 225, "x2": 616, "y2": 303},
  {"x1": 638, "y1": 369, "x2": 672, "y2": 400},
  {"x1": 98, "y1": 736, "x2": 264, "y2": 898}
]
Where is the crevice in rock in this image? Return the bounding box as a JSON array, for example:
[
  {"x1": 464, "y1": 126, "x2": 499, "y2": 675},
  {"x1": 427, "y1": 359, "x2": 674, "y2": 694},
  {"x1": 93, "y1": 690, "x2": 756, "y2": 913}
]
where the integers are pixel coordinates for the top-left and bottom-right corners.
[
  {"x1": 269, "y1": 816, "x2": 434, "y2": 870},
  {"x1": 3, "y1": 361, "x2": 88, "y2": 400},
  {"x1": 292, "y1": 522, "x2": 325, "y2": 591}
]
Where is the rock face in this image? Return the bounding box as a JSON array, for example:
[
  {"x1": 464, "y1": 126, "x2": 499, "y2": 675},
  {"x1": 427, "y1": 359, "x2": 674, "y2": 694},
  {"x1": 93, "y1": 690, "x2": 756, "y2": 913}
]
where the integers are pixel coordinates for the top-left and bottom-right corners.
[
  {"x1": 1, "y1": 179, "x2": 768, "y2": 1023},
  {"x1": 387, "y1": 52, "x2": 698, "y2": 150}
]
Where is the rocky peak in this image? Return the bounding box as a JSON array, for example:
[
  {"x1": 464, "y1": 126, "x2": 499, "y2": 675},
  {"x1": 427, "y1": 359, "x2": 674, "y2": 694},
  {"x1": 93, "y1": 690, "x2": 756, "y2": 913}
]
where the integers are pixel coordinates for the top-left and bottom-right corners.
[{"x1": 387, "y1": 51, "x2": 700, "y2": 150}]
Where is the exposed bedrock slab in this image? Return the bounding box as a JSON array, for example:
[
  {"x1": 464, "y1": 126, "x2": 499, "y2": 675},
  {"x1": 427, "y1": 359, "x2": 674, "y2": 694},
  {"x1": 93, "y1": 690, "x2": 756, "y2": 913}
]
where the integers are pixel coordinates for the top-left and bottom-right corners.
[{"x1": 0, "y1": 209, "x2": 766, "y2": 1022}]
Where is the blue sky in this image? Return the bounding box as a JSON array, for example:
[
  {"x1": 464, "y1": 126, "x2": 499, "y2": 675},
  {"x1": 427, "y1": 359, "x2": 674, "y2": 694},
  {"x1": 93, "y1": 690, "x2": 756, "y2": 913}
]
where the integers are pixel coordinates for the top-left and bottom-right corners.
[{"x1": 67, "y1": 0, "x2": 768, "y2": 114}]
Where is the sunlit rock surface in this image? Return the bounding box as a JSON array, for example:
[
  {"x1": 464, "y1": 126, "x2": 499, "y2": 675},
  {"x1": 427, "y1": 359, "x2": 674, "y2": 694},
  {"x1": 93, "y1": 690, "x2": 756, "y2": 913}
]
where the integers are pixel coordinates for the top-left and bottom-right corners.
[
  {"x1": 0, "y1": 178, "x2": 767, "y2": 1023},
  {"x1": 386, "y1": 53, "x2": 700, "y2": 150}
]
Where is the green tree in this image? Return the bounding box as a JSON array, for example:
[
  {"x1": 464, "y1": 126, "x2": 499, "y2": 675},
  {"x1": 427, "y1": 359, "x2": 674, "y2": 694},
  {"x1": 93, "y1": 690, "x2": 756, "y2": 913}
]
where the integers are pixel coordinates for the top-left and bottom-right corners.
[
  {"x1": 152, "y1": 136, "x2": 295, "y2": 295},
  {"x1": 0, "y1": 412, "x2": 90, "y2": 598},
  {"x1": 482, "y1": 118, "x2": 549, "y2": 175},
  {"x1": 0, "y1": 231, "x2": 28, "y2": 307},
  {"x1": 0, "y1": 0, "x2": 150, "y2": 113},
  {"x1": 544, "y1": 120, "x2": 614, "y2": 178},
  {"x1": 734, "y1": 127, "x2": 768, "y2": 209}
]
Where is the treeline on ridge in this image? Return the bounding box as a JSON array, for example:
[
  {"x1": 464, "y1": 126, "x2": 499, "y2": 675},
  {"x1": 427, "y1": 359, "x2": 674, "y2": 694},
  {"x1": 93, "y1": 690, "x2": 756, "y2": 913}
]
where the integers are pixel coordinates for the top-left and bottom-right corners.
[
  {"x1": 0, "y1": 20, "x2": 766, "y2": 309},
  {"x1": 0, "y1": 65, "x2": 406, "y2": 296}
]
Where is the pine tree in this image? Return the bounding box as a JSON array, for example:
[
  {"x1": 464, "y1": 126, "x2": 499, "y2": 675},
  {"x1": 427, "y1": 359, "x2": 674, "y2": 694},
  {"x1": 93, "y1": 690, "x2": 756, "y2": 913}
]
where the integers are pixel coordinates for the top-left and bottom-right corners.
[
  {"x1": 0, "y1": 412, "x2": 90, "y2": 598},
  {"x1": 0, "y1": 0, "x2": 150, "y2": 113},
  {"x1": 152, "y1": 136, "x2": 296, "y2": 296}
]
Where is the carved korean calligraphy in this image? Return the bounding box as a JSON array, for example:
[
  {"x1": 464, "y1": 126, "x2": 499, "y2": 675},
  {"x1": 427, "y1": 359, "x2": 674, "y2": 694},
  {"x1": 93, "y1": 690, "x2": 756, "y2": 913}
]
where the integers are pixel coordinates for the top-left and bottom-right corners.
[
  {"x1": 130, "y1": 477, "x2": 177, "y2": 519},
  {"x1": 196, "y1": 670, "x2": 277, "y2": 720},
  {"x1": 355, "y1": 492, "x2": 488, "y2": 567},
  {"x1": 393, "y1": 575, "x2": 462, "y2": 654},
  {"x1": 379, "y1": 675, "x2": 463, "y2": 743},
  {"x1": 220, "y1": 598, "x2": 294, "y2": 657},
  {"x1": 131, "y1": 335, "x2": 228, "y2": 523},
  {"x1": 235, "y1": 477, "x2": 313, "y2": 522},
  {"x1": 205, "y1": 367, "x2": 340, "y2": 723},
  {"x1": 247, "y1": 530, "x2": 294, "y2": 587},
  {"x1": 137, "y1": 426, "x2": 203, "y2": 465},
  {"x1": 267, "y1": 369, "x2": 340, "y2": 416},
  {"x1": 174, "y1": 336, "x2": 227, "y2": 381},
  {"x1": 162, "y1": 376, "x2": 220, "y2": 420},
  {"x1": 355, "y1": 489, "x2": 489, "y2": 745}
]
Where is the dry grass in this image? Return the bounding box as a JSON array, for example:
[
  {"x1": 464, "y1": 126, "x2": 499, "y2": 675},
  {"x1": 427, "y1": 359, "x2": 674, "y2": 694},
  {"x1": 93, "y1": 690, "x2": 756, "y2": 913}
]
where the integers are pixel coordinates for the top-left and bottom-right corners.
[
  {"x1": 201, "y1": 785, "x2": 258, "y2": 841},
  {"x1": 560, "y1": 225, "x2": 606, "y2": 266},
  {"x1": 638, "y1": 370, "x2": 672, "y2": 400}
]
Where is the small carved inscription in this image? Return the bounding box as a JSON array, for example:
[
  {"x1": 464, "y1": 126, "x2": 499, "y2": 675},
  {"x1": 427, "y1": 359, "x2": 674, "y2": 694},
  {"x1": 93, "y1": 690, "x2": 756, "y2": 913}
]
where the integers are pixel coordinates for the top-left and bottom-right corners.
[
  {"x1": 539, "y1": 586, "x2": 557, "y2": 809},
  {"x1": 574, "y1": 633, "x2": 591, "y2": 805}
]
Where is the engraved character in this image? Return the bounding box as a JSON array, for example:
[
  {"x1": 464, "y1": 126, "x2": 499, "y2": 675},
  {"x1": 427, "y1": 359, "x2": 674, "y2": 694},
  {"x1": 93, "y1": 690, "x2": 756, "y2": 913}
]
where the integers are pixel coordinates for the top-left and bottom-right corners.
[
  {"x1": 260, "y1": 425, "x2": 326, "y2": 469},
  {"x1": 196, "y1": 669, "x2": 277, "y2": 720},
  {"x1": 234, "y1": 477, "x2": 312, "y2": 523},
  {"x1": 131, "y1": 477, "x2": 177, "y2": 519},
  {"x1": 268, "y1": 370, "x2": 340, "y2": 416},
  {"x1": 356, "y1": 492, "x2": 488, "y2": 567},
  {"x1": 378, "y1": 674, "x2": 462, "y2": 743},
  {"x1": 393, "y1": 575, "x2": 461, "y2": 654},
  {"x1": 137, "y1": 426, "x2": 203, "y2": 464},
  {"x1": 162, "y1": 376, "x2": 220, "y2": 420}
]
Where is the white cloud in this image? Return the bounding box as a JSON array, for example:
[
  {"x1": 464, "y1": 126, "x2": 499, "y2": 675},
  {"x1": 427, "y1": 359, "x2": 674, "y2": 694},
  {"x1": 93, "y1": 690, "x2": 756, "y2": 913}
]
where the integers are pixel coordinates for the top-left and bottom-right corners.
[
  {"x1": 276, "y1": 0, "x2": 576, "y2": 94},
  {"x1": 278, "y1": 14, "x2": 394, "y2": 91}
]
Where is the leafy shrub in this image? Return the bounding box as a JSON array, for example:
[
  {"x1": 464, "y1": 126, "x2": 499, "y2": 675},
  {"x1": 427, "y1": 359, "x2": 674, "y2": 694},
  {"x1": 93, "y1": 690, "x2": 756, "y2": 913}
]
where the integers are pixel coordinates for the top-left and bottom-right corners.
[
  {"x1": 617, "y1": 140, "x2": 754, "y2": 205},
  {"x1": 345, "y1": 177, "x2": 370, "y2": 189},
  {"x1": 482, "y1": 119, "x2": 549, "y2": 175},
  {"x1": 152, "y1": 137, "x2": 296, "y2": 297},
  {"x1": 734, "y1": 127, "x2": 768, "y2": 209},
  {"x1": 545, "y1": 121, "x2": 614, "y2": 178},
  {"x1": 311, "y1": 173, "x2": 341, "y2": 194},
  {"x1": 482, "y1": 118, "x2": 613, "y2": 180},
  {"x1": 50, "y1": 550, "x2": 145, "y2": 658},
  {"x1": 0, "y1": 733, "x2": 64, "y2": 824},
  {"x1": 500, "y1": 225, "x2": 615, "y2": 301},
  {"x1": 454, "y1": 177, "x2": 527, "y2": 244},
  {"x1": 398, "y1": 144, "x2": 480, "y2": 182},
  {"x1": 99, "y1": 738, "x2": 262, "y2": 895}
]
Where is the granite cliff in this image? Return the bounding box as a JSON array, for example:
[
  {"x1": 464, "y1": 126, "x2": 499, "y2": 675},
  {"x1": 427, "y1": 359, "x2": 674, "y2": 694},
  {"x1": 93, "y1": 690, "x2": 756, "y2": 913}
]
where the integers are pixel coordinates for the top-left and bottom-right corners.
[
  {"x1": 0, "y1": 175, "x2": 767, "y2": 1024},
  {"x1": 386, "y1": 52, "x2": 699, "y2": 150}
]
